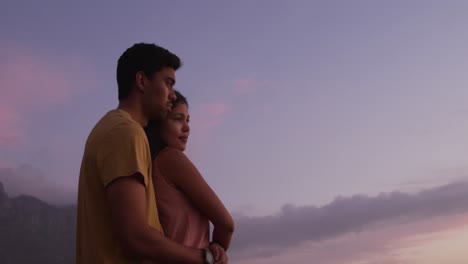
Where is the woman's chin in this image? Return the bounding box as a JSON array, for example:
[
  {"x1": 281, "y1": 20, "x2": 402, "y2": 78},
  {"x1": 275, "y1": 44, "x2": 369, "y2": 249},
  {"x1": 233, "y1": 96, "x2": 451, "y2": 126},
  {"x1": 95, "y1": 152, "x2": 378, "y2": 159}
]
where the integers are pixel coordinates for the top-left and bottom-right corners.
[{"x1": 169, "y1": 144, "x2": 186, "y2": 152}]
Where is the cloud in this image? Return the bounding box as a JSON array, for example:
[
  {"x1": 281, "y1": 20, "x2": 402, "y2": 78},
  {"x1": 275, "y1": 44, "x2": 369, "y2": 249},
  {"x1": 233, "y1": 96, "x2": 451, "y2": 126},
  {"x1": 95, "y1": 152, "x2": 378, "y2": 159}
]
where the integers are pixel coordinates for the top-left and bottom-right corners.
[
  {"x1": 230, "y1": 181, "x2": 468, "y2": 260},
  {"x1": 231, "y1": 78, "x2": 268, "y2": 95},
  {"x1": 234, "y1": 213, "x2": 468, "y2": 264},
  {"x1": 0, "y1": 159, "x2": 16, "y2": 170},
  {"x1": 0, "y1": 43, "x2": 94, "y2": 148},
  {"x1": 0, "y1": 106, "x2": 23, "y2": 146},
  {"x1": 396, "y1": 166, "x2": 468, "y2": 192},
  {"x1": 1, "y1": 47, "x2": 74, "y2": 105},
  {"x1": 0, "y1": 164, "x2": 76, "y2": 204},
  {"x1": 189, "y1": 101, "x2": 230, "y2": 139},
  {"x1": 185, "y1": 101, "x2": 230, "y2": 158},
  {"x1": 196, "y1": 102, "x2": 230, "y2": 128}
]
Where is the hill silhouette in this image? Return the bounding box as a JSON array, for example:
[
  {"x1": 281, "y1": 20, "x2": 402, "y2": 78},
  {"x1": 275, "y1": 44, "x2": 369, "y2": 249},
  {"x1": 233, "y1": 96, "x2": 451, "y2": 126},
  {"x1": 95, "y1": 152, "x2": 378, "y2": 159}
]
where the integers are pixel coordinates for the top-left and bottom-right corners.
[{"x1": 0, "y1": 181, "x2": 76, "y2": 264}]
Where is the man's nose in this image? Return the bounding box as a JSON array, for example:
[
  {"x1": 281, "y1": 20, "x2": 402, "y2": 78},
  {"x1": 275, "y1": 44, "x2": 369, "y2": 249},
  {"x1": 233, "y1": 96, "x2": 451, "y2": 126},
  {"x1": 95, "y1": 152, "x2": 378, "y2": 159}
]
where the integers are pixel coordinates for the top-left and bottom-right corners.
[{"x1": 169, "y1": 90, "x2": 177, "y2": 102}]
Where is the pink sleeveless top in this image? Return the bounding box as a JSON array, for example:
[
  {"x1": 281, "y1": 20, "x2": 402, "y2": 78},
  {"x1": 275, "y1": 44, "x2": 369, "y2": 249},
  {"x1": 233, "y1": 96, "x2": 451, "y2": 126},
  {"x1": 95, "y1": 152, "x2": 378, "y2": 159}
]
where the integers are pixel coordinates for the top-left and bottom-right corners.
[{"x1": 152, "y1": 151, "x2": 210, "y2": 249}]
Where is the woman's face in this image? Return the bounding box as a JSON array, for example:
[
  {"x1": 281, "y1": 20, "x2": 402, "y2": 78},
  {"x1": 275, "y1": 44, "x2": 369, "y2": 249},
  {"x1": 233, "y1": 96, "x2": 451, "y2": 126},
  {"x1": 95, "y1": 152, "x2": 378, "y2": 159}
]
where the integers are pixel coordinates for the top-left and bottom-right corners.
[{"x1": 159, "y1": 103, "x2": 190, "y2": 151}]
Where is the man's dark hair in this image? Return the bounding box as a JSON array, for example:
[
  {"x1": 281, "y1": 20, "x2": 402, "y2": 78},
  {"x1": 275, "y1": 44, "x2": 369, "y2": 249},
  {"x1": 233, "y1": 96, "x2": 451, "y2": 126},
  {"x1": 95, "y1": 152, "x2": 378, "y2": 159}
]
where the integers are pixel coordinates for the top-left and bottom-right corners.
[{"x1": 117, "y1": 43, "x2": 182, "y2": 100}]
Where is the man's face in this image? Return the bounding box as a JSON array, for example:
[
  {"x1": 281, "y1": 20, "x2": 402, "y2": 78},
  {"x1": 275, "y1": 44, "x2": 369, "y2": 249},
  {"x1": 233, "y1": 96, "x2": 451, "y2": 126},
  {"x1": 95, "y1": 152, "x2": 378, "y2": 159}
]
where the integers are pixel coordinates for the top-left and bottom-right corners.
[{"x1": 142, "y1": 67, "x2": 177, "y2": 121}]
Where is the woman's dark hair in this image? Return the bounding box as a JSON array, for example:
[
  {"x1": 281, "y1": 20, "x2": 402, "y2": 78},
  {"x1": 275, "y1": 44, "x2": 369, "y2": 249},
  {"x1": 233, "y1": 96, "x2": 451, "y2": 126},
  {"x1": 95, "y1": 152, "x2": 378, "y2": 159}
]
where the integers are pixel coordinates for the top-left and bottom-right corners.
[
  {"x1": 173, "y1": 90, "x2": 188, "y2": 109},
  {"x1": 144, "y1": 90, "x2": 188, "y2": 159}
]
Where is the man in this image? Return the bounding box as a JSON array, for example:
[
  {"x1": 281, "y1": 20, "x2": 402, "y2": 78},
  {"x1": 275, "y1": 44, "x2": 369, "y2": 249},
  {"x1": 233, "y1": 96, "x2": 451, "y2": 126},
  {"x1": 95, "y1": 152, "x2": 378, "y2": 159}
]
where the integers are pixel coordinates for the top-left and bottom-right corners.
[{"x1": 76, "y1": 43, "x2": 226, "y2": 263}]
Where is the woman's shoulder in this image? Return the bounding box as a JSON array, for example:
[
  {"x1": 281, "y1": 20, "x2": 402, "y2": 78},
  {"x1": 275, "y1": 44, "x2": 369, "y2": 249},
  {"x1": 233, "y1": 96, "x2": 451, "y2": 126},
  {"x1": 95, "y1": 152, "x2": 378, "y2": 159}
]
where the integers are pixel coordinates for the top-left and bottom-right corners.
[
  {"x1": 157, "y1": 147, "x2": 192, "y2": 167},
  {"x1": 156, "y1": 147, "x2": 199, "y2": 183}
]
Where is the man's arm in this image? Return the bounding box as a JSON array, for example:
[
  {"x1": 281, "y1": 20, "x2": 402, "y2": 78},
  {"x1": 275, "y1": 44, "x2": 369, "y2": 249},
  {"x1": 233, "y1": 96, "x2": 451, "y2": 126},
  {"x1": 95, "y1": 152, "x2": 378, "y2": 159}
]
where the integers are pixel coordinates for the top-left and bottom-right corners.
[
  {"x1": 106, "y1": 174, "x2": 206, "y2": 263},
  {"x1": 99, "y1": 124, "x2": 223, "y2": 263}
]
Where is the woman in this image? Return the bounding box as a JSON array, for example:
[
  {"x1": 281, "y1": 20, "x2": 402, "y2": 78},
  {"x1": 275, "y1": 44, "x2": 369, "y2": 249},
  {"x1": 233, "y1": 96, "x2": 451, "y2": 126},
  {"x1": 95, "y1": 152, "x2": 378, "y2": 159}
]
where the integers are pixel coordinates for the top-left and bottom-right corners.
[{"x1": 144, "y1": 90, "x2": 235, "y2": 254}]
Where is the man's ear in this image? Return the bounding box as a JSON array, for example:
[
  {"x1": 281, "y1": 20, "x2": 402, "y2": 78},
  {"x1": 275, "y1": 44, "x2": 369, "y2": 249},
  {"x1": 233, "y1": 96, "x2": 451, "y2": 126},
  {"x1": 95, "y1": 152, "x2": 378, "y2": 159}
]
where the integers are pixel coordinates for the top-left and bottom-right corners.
[{"x1": 135, "y1": 71, "x2": 146, "y2": 93}]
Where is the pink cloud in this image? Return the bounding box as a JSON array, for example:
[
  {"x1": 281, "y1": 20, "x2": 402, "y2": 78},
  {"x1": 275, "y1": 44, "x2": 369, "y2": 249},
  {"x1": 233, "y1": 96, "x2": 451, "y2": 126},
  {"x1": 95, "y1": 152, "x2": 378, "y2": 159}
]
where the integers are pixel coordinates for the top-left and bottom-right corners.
[
  {"x1": 0, "y1": 43, "x2": 94, "y2": 148},
  {"x1": 0, "y1": 106, "x2": 23, "y2": 147},
  {"x1": 190, "y1": 101, "x2": 230, "y2": 132},
  {"x1": 185, "y1": 101, "x2": 230, "y2": 158},
  {"x1": 1, "y1": 49, "x2": 70, "y2": 105},
  {"x1": 0, "y1": 159, "x2": 16, "y2": 169},
  {"x1": 232, "y1": 78, "x2": 268, "y2": 95}
]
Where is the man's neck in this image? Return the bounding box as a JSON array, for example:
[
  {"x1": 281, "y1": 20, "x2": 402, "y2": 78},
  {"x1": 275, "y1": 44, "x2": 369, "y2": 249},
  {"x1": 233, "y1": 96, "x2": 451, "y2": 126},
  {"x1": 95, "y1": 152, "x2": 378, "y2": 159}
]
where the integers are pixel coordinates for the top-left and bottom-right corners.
[{"x1": 117, "y1": 99, "x2": 148, "y2": 127}]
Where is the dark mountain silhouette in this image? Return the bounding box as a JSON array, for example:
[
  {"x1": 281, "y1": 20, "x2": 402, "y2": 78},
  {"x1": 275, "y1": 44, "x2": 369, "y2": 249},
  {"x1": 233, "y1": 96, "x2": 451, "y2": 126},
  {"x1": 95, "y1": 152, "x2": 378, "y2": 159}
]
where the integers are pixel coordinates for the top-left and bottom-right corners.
[{"x1": 0, "y1": 181, "x2": 76, "y2": 264}]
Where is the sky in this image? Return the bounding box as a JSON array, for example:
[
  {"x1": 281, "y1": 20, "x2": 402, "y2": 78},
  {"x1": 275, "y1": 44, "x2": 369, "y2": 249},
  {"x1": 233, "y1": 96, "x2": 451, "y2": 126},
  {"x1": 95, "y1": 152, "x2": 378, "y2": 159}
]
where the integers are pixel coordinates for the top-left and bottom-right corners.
[{"x1": 1, "y1": 0, "x2": 468, "y2": 263}]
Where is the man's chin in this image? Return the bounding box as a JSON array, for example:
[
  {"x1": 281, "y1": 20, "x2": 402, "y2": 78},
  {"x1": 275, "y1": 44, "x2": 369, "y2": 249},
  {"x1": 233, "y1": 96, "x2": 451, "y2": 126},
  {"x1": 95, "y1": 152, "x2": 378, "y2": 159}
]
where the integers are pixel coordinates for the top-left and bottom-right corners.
[
  {"x1": 162, "y1": 110, "x2": 170, "y2": 118},
  {"x1": 152, "y1": 110, "x2": 168, "y2": 120},
  {"x1": 144, "y1": 107, "x2": 163, "y2": 121}
]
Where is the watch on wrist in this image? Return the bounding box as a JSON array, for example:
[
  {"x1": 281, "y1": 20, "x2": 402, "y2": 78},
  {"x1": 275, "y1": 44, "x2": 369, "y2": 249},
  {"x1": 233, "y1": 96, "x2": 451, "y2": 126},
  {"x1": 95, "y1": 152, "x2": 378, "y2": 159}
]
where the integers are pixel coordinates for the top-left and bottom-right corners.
[{"x1": 203, "y1": 248, "x2": 214, "y2": 264}]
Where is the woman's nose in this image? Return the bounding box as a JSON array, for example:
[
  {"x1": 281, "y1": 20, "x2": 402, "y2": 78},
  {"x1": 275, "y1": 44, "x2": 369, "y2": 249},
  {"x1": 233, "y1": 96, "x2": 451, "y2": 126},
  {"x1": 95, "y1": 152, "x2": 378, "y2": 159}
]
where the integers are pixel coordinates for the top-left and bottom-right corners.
[{"x1": 182, "y1": 122, "x2": 190, "y2": 132}]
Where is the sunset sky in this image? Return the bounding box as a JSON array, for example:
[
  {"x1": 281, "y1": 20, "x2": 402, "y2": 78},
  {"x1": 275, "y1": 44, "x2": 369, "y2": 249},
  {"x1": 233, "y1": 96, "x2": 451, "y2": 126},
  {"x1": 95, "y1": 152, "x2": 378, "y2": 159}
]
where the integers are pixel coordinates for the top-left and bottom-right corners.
[{"x1": 2, "y1": 1, "x2": 468, "y2": 263}]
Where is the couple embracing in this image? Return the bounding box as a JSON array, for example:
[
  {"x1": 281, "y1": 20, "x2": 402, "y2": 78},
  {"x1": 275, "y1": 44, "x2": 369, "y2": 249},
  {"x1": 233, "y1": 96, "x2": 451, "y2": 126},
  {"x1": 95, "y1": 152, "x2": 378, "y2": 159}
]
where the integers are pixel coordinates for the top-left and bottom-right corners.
[{"x1": 76, "y1": 43, "x2": 234, "y2": 264}]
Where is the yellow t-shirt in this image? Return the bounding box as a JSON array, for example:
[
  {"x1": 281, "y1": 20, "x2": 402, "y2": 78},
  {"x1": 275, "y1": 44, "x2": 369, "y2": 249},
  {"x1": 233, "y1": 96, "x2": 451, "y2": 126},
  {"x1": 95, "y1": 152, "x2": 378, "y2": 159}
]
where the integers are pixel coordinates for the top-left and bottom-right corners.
[{"x1": 76, "y1": 109, "x2": 162, "y2": 264}]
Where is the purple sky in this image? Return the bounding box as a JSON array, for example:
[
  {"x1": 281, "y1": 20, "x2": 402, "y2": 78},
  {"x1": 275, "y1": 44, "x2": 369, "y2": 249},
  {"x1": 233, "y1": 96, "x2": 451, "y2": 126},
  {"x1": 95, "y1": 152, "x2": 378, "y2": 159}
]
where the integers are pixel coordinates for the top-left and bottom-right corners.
[{"x1": 2, "y1": 1, "x2": 468, "y2": 262}]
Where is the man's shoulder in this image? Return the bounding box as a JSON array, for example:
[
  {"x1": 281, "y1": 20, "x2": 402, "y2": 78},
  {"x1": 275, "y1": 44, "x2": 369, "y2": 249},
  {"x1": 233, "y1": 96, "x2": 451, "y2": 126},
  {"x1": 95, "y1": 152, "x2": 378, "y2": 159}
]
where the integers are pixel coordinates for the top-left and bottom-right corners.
[{"x1": 87, "y1": 109, "x2": 146, "y2": 145}]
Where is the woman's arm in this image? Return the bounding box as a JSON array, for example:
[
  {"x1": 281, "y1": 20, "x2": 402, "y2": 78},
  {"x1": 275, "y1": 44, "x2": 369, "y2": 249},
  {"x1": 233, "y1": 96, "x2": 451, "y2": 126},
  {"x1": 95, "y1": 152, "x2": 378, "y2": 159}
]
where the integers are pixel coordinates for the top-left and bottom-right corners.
[{"x1": 157, "y1": 147, "x2": 235, "y2": 250}]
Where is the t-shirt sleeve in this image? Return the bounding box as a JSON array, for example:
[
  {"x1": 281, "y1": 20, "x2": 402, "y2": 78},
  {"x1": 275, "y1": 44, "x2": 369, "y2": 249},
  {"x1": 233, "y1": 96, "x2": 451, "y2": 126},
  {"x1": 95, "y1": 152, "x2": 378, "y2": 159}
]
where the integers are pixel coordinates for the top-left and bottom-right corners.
[{"x1": 97, "y1": 123, "x2": 151, "y2": 188}]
